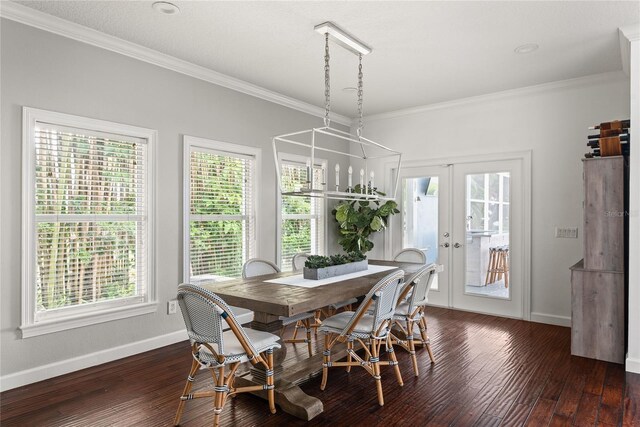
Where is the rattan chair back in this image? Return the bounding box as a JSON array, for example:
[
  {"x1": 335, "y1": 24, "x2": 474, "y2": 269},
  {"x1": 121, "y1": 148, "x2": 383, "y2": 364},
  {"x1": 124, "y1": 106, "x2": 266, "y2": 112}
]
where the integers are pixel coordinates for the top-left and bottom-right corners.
[
  {"x1": 393, "y1": 248, "x2": 427, "y2": 264},
  {"x1": 291, "y1": 253, "x2": 310, "y2": 272},
  {"x1": 177, "y1": 283, "x2": 257, "y2": 358},
  {"x1": 242, "y1": 258, "x2": 280, "y2": 278}
]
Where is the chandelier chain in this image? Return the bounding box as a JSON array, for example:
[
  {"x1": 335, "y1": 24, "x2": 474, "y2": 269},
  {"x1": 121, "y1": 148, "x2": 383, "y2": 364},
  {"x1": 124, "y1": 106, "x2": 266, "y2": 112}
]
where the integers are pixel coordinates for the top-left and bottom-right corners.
[
  {"x1": 357, "y1": 53, "x2": 364, "y2": 138},
  {"x1": 324, "y1": 33, "x2": 331, "y2": 127}
]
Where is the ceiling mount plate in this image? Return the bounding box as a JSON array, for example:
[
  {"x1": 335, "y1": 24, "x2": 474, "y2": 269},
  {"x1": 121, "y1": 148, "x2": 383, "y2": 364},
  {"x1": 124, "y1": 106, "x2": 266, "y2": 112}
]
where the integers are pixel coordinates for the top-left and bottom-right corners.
[{"x1": 314, "y1": 22, "x2": 372, "y2": 56}]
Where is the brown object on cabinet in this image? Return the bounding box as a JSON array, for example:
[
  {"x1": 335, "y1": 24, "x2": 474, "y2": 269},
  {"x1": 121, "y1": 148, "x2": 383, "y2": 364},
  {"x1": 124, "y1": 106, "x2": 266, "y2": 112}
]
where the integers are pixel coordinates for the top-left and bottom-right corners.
[{"x1": 571, "y1": 156, "x2": 626, "y2": 364}]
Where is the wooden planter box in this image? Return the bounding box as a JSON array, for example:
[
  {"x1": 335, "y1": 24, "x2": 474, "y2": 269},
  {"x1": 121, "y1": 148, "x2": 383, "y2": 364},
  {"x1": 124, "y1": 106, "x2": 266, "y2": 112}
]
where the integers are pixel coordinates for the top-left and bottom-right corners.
[{"x1": 303, "y1": 259, "x2": 368, "y2": 280}]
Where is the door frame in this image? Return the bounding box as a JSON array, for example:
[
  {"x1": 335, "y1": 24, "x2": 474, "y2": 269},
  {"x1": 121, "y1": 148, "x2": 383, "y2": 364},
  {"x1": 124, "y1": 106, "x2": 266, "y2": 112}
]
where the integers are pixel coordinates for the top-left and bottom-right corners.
[{"x1": 384, "y1": 150, "x2": 532, "y2": 321}]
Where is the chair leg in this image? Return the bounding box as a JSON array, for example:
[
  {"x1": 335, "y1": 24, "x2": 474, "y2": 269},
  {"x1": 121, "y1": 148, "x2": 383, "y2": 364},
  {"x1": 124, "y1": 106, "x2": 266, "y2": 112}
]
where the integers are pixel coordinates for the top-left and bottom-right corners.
[
  {"x1": 320, "y1": 333, "x2": 330, "y2": 391},
  {"x1": 346, "y1": 338, "x2": 353, "y2": 373},
  {"x1": 313, "y1": 309, "x2": 323, "y2": 336},
  {"x1": 174, "y1": 358, "x2": 200, "y2": 426},
  {"x1": 212, "y1": 365, "x2": 225, "y2": 427},
  {"x1": 406, "y1": 319, "x2": 419, "y2": 377},
  {"x1": 387, "y1": 336, "x2": 403, "y2": 386},
  {"x1": 291, "y1": 320, "x2": 302, "y2": 341},
  {"x1": 419, "y1": 316, "x2": 436, "y2": 364},
  {"x1": 266, "y1": 349, "x2": 276, "y2": 414},
  {"x1": 503, "y1": 251, "x2": 509, "y2": 288},
  {"x1": 305, "y1": 319, "x2": 313, "y2": 357},
  {"x1": 371, "y1": 341, "x2": 384, "y2": 406}
]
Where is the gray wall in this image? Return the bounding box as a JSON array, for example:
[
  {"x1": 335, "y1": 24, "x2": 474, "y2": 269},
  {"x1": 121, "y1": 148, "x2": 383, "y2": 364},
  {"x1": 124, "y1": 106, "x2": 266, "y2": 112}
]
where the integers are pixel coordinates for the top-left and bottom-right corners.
[
  {"x1": 0, "y1": 20, "x2": 346, "y2": 377},
  {"x1": 359, "y1": 72, "x2": 630, "y2": 323}
]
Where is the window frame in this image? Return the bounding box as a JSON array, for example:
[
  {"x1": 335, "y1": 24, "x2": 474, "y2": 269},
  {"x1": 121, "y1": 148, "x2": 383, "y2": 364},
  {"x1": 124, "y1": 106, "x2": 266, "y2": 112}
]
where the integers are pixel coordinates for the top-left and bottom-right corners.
[
  {"x1": 276, "y1": 152, "x2": 328, "y2": 270},
  {"x1": 183, "y1": 135, "x2": 261, "y2": 284},
  {"x1": 21, "y1": 107, "x2": 157, "y2": 338}
]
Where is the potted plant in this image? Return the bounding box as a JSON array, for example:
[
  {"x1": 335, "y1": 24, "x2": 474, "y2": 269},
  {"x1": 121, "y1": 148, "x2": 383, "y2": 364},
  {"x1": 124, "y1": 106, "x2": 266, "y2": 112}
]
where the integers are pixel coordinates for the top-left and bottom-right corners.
[
  {"x1": 303, "y1": 251, "x2": 368, "y2": 280},
  {"x1": 332, "y1": 185, "x2": 400, "y2": 253}
]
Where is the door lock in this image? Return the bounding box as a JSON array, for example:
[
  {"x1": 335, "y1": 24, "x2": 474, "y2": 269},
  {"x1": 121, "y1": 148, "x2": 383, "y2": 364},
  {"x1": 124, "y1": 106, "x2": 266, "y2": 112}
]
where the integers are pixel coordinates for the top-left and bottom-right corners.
[
  {"x1": 453, "y1": 242, "x2": 463, "y2": 248},
  {"x1": 440, "y1": 242, "x2": 450, "y2": 248}
]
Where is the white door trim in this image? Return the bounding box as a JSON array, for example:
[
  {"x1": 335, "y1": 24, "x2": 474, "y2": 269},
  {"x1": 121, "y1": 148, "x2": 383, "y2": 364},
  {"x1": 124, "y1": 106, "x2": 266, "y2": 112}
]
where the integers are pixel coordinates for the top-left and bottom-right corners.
[{"x1": 385, "y1": 150, "x2": 531, "y2": 321}]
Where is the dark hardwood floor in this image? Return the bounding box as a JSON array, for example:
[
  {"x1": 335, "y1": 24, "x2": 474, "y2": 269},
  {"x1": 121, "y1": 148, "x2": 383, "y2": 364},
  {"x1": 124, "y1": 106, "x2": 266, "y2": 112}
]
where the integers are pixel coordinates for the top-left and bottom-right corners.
[{"x1": 2, "y1": 308, "x2": 639, "y2": 426}]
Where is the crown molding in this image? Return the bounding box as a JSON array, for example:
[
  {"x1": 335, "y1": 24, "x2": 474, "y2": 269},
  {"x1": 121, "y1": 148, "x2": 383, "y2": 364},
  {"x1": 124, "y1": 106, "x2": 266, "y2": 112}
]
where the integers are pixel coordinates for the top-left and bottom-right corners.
[
  {"x1": 0, "y1": 2, "x2": 351, "y2": 126},
  {"x1": 619, "y1": 24, "x2": 640, "y2": 76},
  {"x1": 360, "y1": 71, "x2": 628, "y2": 124},
  {"x1": 619, "y1": 23, "x2": 640, "y2": 42}
]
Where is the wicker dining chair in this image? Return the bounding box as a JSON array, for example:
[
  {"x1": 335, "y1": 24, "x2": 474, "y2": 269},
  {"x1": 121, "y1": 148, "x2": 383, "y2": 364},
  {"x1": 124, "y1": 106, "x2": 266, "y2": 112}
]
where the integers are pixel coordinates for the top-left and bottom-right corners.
[
  {"x1": 291, "y1": 252, "x2": 310, "y2": 272},
  {"x1": 174, "y1": 284, "x2": 280, "y2": 426},
  {"x1": 242, "y1": 258, "x2": 317, "y2": 357},
  {"x1": 319, "y1": 269, "x2": 405, "y2": 406},
  {"x1": 393, "y1": 248, "x2": 427, "y2": 264},
  {"x1": 292, "y1": 253, "x2": 357, "y2": 317},
  {"x1": 390, "y1": 264, "x2": 439, "y2": 376}
]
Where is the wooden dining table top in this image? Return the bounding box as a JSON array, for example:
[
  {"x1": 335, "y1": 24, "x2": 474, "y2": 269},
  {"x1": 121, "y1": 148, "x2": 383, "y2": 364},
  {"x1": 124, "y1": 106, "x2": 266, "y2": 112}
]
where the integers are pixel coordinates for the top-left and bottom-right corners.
[{"x1": 199, "y1": 260, "x2": 423, "y2": 318}]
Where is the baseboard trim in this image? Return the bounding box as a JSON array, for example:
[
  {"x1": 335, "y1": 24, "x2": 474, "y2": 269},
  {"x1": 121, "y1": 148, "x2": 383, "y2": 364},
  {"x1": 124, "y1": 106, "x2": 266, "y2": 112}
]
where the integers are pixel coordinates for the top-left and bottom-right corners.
[
  {"x1": 530, "y1": 312, "x2": 571, "y2": 327},
  {"x1": 0, "y1": 329, "x2": 188, "y2": 392},
  {"x1": 626, "y1": 355, "x2": 640, "y2": 374}
]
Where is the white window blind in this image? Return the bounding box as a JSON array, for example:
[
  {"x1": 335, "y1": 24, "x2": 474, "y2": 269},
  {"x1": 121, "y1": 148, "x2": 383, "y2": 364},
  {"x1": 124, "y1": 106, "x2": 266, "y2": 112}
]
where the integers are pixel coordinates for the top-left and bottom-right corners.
[
  {"x1": 279, "y1": 159, "x2": 325, "y2": 271},
  {"x1": 186, "y1": 139, "x2": 257, "y2": 282},
  {"x1": 22, "y1": 108, "x2": 156, "y2": 337}
]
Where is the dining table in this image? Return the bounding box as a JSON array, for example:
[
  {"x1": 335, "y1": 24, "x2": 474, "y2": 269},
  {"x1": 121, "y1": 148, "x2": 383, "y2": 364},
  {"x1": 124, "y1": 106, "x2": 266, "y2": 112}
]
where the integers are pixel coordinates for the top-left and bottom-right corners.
[{"x1": 200, "y1": 259, "x2": 423, "y2": 421}]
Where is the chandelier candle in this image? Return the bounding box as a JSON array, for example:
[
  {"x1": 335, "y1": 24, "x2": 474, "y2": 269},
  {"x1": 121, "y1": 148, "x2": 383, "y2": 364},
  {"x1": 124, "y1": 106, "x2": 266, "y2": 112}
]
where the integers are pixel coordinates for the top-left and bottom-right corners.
[
  {"x1": 370, "y1": 171, "x2": 375, "y2": 192},
  {"x1": 335, "y1": 163, "x2": 340, "y2": 191},
  {"x1": 360, "y1": 168, "x2": 365, "y2": 193},
  {"x1": 348, "y1": 166, "x2": 353, "y2": 190},
  {"x1": 306, "y1": 159, "x2": 311, "y2": 187}
]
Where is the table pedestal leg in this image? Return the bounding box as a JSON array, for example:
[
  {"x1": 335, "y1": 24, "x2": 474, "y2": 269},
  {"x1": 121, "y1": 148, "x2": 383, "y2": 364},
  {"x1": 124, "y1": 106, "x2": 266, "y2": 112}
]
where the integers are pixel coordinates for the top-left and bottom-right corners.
[{"x1": 237, "y1": 311, "x2": 324, "y2": 421}]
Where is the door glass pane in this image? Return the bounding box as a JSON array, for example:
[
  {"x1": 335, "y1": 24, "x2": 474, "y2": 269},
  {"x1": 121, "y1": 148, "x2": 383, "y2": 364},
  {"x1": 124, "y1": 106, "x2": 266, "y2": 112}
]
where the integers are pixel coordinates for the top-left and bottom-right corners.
[
  {"x1": 464, "y1": 172, "x2": 510, "y2": 299},
  {"x1": 402, "y1": 176, "x2": 439, "y2": 290}
]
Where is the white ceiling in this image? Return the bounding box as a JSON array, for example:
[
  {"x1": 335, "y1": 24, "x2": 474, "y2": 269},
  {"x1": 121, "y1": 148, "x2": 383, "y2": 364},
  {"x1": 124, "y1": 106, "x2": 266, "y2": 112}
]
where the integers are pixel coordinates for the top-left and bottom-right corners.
[{"x1": 11, "y1": 1, "x2": 640, "y2": 118}]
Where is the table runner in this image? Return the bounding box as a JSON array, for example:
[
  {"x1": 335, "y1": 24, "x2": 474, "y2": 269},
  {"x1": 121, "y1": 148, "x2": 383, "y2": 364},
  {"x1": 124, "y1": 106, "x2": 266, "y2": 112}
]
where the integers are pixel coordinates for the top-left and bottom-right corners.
[{"x1": 265, "y1": 264, "x2": 398, "y2": 288}]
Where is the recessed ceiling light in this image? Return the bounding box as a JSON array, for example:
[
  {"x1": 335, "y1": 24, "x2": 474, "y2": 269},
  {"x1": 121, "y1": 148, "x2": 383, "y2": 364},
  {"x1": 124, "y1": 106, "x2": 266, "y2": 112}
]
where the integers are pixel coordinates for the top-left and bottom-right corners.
[
  {"x1": 514, "y1": 43, "x2": 539, "y2": 54},
  {"x1": 342, "y1": 87, "x2": 358, "y2": 92},
  {"x1": 152, "y1": 2, "x2": 180, "y2": 15}
]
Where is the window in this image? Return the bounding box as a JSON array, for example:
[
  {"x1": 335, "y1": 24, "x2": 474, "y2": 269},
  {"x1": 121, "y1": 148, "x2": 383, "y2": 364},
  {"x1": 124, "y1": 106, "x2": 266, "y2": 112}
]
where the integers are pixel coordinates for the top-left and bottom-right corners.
[
  {"x1": 278, "y1": 155, "x2": 326, "y2": 271},
  {"x1": 21, "y1": 108, "x2": 156, "y2": 337},
  {"x1": 184, "y1": 136, "x2": 259, "y2": 283},
  {"x1": 467, "y1": 172, "x2": 510, "y2": 233}
]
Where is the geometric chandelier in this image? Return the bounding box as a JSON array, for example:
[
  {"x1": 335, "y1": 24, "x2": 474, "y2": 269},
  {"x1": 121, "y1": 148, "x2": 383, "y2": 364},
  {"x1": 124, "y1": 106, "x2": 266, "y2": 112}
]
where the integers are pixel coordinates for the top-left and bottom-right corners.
[{"x1": 272, "y1": 22, "x2": 402, "y2": 201}]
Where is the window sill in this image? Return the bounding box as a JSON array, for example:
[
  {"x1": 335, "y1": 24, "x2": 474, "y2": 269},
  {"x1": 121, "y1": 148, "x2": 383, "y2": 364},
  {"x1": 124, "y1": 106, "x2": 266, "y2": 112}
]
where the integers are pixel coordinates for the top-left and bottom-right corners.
[{"x1": 20, "y1": 302, "x2": 158, "y2": 338}]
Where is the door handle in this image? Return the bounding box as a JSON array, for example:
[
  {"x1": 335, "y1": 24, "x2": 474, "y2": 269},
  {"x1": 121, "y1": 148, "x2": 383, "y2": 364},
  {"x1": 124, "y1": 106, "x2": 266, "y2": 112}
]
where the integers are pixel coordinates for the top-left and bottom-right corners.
[
  {"x1": 440, "y1": 242, "x2": 450, "y2": 248},
  {"x1": 453, "y1": 242, "x2": 463, "y2": 248}
]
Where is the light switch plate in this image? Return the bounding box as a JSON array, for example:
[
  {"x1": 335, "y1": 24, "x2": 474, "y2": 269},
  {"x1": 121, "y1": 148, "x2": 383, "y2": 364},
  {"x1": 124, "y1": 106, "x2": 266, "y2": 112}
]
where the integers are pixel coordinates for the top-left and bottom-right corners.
[
  {"x1": 168, "y1": 300, "x2": 178, "y2": 315},
  {"x1": 555, "y1": 227, "x2": 578, "y2": 238}
]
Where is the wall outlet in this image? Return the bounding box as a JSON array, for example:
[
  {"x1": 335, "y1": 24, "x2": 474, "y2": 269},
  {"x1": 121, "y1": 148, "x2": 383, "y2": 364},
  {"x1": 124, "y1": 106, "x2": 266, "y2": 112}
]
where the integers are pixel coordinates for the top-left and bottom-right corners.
[
  {"x1": 555, "y1": 227, "x2": 578, "y2": 238},
  {"x1": 168, "y1": 300, "x2": 178, "y2": 315}
]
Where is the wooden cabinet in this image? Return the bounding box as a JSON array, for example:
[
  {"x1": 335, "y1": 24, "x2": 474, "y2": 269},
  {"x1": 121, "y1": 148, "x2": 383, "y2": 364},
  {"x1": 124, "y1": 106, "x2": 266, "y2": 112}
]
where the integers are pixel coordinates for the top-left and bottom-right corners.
[{"x1": 571, "y1": 156, "x2": 626, "y2": 364}]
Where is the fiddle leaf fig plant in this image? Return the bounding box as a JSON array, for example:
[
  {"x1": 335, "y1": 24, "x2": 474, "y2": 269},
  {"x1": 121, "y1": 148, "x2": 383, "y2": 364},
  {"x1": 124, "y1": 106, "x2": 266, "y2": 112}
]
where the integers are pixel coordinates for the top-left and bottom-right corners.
[{"x1": 332, "y1": 184, "x2": 400, "y2": 253}]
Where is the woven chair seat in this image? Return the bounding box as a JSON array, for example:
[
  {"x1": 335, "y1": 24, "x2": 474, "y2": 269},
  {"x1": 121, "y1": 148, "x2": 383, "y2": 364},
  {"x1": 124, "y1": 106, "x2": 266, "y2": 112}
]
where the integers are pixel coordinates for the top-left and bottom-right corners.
[
  {"x1": 319, "y1": 311, "x2": 381, "y2": 338},
  {"x1": 197, "y1": 328, "x2": 281, "y2": 366},
  {"x1": 279, "y1": 311, "x2": 316, "y2": 326},
  {"x1": 229, "y1": 305, "x2": 254, "y2": 326},
  {"x1": 392, "y1": 301, "x2": 421, "y2": 319}
]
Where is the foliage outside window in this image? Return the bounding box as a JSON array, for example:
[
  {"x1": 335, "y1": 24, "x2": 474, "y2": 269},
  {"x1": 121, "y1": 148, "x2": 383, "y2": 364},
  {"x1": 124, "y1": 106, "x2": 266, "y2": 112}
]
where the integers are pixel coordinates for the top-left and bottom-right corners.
[
  {"x1": 279, "y1": 157, "x2": 326, "y2": 271},
  {"x1": 185, "y1": 137, "x2": 258, "y2": 283},
  {"x1": 21, "y1": 108, "x2": 156, "y2": 337}
]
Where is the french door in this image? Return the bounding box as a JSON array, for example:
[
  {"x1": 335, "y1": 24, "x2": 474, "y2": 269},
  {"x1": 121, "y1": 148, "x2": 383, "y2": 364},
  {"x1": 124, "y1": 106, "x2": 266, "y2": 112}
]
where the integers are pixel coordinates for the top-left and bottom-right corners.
[{"x1": 390, "y1": 156, "x2": 528, "y2": 319}]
